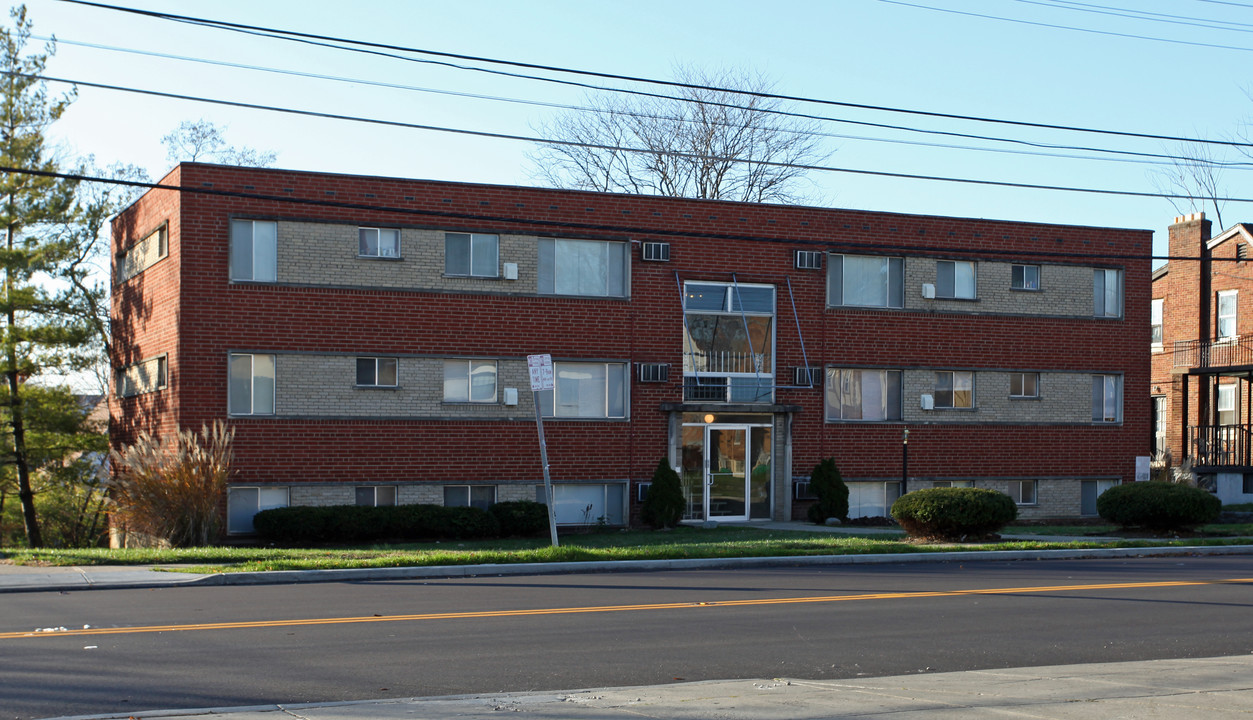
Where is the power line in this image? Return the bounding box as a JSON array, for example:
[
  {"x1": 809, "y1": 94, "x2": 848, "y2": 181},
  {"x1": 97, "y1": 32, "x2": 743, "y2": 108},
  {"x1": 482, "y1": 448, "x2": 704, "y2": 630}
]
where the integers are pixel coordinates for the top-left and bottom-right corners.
[
  {"x1": 39, "y1": 34, "x2": 1253, "y2": 170},
  {"x1": 1013, "y1": 0, "x2": 1253, "y2": 32},
  {"x1": 3, "y1": 163, "x2": 1182, "y2": 262},
  {"x1": 56, "y1": 0, "x2": 1253, "y2": 150},
  {"x1": 19, "y1": 70, "x2": 1253, "y2": 204}
]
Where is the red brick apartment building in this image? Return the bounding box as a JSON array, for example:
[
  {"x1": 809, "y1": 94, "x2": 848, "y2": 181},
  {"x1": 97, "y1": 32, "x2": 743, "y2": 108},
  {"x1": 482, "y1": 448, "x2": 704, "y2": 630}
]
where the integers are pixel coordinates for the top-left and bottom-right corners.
[
  {"x1": 1151, "y1": 212, "x2": 1253, "y2": 505},
  {"x1": 110, "y1": 163, "x2": 1151, "y2": 534}
]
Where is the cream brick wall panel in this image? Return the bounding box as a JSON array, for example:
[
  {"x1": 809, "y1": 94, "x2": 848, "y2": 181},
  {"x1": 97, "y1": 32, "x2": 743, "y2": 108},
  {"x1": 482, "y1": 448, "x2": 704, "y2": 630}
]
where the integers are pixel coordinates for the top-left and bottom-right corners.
[
  {"x1": 276, "y1": 221, "x2": 540, "y2": 293},
  {"x1": 398, "y1": 485, "x2": 444, "y2": 505},
  {"x1": 901, "y1": 370, "x2": 1107, "y2": 424},
  {"x1": 274, "y1": 355, "x2": 539, "y2": 419},
  {"x1": 902, "y1": 260, "x2": 1096, "y2": 317},
  {"x1": 117, "y1": 226, "x2": 166, "y2": 282},
  {"x1": 499, "y1": 484, "x2": 537, "y2": 502},
  {"x1": 290, "y1": 486, "x2": 355, "y2": 507}
]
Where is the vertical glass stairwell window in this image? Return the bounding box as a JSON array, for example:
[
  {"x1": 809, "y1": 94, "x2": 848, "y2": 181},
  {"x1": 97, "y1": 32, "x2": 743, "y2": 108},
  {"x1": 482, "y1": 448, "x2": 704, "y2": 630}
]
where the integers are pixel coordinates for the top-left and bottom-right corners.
[{"x1": 682, "y1": 282, "x2": 775, "y2": 402}]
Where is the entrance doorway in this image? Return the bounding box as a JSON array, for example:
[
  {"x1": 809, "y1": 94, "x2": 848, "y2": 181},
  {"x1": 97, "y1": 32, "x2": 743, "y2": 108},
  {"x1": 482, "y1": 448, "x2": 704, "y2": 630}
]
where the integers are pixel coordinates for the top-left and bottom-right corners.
[{"x1": 680, "y1": 417, "x2": 772, "y2": 521}]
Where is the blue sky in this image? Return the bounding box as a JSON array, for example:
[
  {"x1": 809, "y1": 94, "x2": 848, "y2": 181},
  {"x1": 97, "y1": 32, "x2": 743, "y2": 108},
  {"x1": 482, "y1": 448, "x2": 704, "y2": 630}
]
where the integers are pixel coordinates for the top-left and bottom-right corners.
[{"x1": 21, "y1": 0, "x2": 1253, "y2": 260}]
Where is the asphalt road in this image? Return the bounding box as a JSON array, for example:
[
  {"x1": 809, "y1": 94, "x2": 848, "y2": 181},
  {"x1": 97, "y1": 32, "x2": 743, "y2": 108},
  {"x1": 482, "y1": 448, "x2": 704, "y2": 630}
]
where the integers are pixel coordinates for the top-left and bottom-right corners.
[{"x1": 3, "y1": 555, "x2": 1252, "y2": 720}]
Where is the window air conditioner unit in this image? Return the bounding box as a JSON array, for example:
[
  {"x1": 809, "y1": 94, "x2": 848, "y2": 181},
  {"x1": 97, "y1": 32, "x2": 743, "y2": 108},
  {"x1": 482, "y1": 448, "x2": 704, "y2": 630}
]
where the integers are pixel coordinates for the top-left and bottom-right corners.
[
  {"x1": 503, "y1": 387, "x2": 519, "y2": 406},
  {"x1": 795, "y1": 250, "x2": 823, "y2": 270},
  {"x1": 794, "y1": 481, "x2": 818, "y2": 500},
  {"x1": 502, "y1": 262, "x2": 519, "y2": 280},
  {"x1": 922, "y1": 283, "x2": 936, "y2": 299},
  {"x1": 641, "y1": 242, "x2": 670, "y2": 262},
  {"x1": 637, "y1": 482, "x2": 653, "y2": 502},
  {"x1": 793, "y1": 366, "x2": 821, "y2": 387},
  {"x1": 637, "y1": 363, "x2": 670, "y2": 383},
  {"x1": 921, "y1": 393, "x2": 935, "y2": 410}
]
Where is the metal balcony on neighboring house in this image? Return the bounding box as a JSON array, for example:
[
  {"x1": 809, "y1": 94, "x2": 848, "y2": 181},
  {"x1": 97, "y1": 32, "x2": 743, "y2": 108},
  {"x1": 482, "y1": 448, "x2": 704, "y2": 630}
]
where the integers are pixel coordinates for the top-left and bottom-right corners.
[
  {"x1": 1173, "y1": 338, "x2": 1253, "y2": 371},
  {"x1": 1186, "y1": 425, "x2": 1253, "y2": 469}
]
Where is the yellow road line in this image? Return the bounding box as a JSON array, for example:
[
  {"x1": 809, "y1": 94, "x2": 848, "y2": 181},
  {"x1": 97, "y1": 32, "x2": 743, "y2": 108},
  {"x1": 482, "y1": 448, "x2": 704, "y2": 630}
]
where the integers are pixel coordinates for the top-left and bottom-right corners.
[{"x1": 4, "y1": 577, "x2": 1250, "y2": 641}]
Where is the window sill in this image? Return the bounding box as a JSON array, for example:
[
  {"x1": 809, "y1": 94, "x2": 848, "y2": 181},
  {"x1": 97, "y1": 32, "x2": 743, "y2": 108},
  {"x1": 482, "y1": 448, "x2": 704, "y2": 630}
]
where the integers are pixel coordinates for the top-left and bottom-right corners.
[
  {"x1": 1008, "y1": 396, "x2": 1042, "y2": 402},
  {"x1": 929, "y1": 406, "x2": 977, "y2": 412},
  {"x1": 1151, "y1": 344, "x2": 1163, "y2": 353},
  {"x1": 356, "y1": 384, "x2": 401, "y2": 390},
  {"x1": 358, "y1": 254, "x2": 404, "y2": 261},
  {"x1": 827, "y1": 304, "x2": 904, "y2": 311},
  {"x1": 1009, "y1": 287, "x2": 1042, "y2": 292},
  {"x1": 441, "y1": 400, "x2": 501, "y2": 406},
  {"x1": 825, "y1": 418, "x2": 905, "y2": 424},
  {"x1": 443, "y1": 273, "x2": 502, "y2": 280},
  {"x1": 933, "y1": 296, "x2": 979, "y2": 302}
]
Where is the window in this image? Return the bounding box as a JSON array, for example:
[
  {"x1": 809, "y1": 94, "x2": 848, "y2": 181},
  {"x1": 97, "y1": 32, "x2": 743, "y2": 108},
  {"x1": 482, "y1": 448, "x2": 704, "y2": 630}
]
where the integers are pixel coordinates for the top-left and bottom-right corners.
[
  {"x1": 825, "y1": 368, "x2": 902, "y2": 421},
  {"x1": 1011, "y1": 264, "x2": 1040, "y2": 291},
  {"x1": 227, "y1": 486, "x2": 288, "y2": 534},
  {"x1": 359, "y1": 228, "x2": 400, "y2": 258},
  {"x1": 445, "y1": 485, "x2": 495, "y2": 511},
  {"x1": 118, "y1": 355, "x2": 168, "y2": 397},
  {"x1": 538, "y1": 238, "x2": 627, "y2": 296},
  {"x1": 356, "y1": 486, "x2": 397, "y2": 506},
  {"x1": 445, "y1": 232, "x2": 498, "y2": 277},
  {"x1": 1009, "y1": 372, "x2": 1039, "y2": 399},
  {"x1": 356, "y1": 357, "x2": 398, "y2": 387},
  {"x1": 935, "y1": 371, "x2": 974, "y2": 408},
  {"x1": 117, "y1": 225, "x2": 168, "y2": 282},
  {"x1": 1006, "y1": 480, "x2": 1037, "y2": 505},
  {"x1": 1152, "y1": 396, "x2": 1167, "y2": 455},
  {"x1": 229, "y1": 353, "x2": 275, "y2": 415},
  {"x1": 846, "y1": 482, "x2": 901, "y2": 518},
  {"x1": 682, "y1": 282, "x2": 775, "y2": 402},
  {"x1": 936, "y1": 260, "x2": 976, "y2": 299},
  {"x1": 1218, "y1": 290, "x2": 1238, "y2": 340},
  {"x1": 1218, "y1": 383, "x2": 1238, "y2": 426},
  {"x1": 1151, "y1": 298, "x2": 1164, "y2": 347},
  {"x1": 443, "y1": 360, "x2": 497, "y2": 403},
  {"x1": 828, "y1": 254, "x2": 904, "y2": 308},
  {"x1": 230, "y1": 220, "x2": 277, "y2": 282},
  {"x1": 1091, "y1": 374, "x2": 1121, "y2": 423},
  {"x1": 1081, "y1": 479, "x2": 1119, "y2": 516},
  {"x1": 538, "y1": 362, "x2": 627, "y2": 418},
  {"x1": 933, "y1": 480, "x2": 973, "y2": 488},
  {"x1": 1093, "y1": 268, "x2": 1122, "y2": 317},
  {"x1": 539, "y1": 483, "x2": 625, "y2": 525}
]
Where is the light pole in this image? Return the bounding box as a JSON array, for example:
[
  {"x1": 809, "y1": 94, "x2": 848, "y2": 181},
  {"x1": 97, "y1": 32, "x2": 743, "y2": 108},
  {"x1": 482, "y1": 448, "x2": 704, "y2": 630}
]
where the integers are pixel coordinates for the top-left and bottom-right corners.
[{"x1": 901, "y1": 427, "x2": 910, "y2": 496}]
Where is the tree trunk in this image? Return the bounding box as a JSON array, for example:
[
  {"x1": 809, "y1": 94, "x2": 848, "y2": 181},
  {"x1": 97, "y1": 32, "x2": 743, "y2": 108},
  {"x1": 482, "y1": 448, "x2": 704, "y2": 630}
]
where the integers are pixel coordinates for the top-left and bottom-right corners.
[{"x1": 5, "y1": 216, "x2": 41, "y2": 547}]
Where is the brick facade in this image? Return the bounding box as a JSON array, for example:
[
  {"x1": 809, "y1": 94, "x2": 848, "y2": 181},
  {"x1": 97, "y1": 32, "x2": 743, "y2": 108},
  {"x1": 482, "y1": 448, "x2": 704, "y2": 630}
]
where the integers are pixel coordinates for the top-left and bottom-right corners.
[{"x1": 110, "y1": 163, "x2": 1152, "y2": 533}]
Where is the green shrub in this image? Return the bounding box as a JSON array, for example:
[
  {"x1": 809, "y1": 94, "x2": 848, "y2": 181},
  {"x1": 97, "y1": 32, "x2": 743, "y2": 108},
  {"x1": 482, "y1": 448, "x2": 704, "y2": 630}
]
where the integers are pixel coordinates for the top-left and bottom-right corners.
[
  {"x1": 806, "y1": 458, "x2": 849, "y2": 524},
  {"x1": 891, "y1": 487, "x2": 1017, "y2": 540},
  {"x1": 489, "y1": 501, "x2": 549, "y2": 537},
  {"x1": 1096, "y1": 481, "x2": 1221, "y2": 531},
  {"x1": 252, "y1": 503, "x2": 499, "y2": 544},
  {"x1": 641, "y1": 458, "x2": 685, "y2": 529}
]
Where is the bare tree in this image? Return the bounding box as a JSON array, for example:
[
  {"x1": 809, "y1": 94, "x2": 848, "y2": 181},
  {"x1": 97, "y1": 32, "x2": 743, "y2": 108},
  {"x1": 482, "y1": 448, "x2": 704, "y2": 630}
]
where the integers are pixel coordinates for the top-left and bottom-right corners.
[
  {"x1": 162, "y1": 119, "x2": 277, "y2": 167},
  {"x1": 529, "y1": 67, "x2": 830, "y2": 204},
  {"x1": 1150, "y1": 139, "x2": 1227, "y2": 230}
]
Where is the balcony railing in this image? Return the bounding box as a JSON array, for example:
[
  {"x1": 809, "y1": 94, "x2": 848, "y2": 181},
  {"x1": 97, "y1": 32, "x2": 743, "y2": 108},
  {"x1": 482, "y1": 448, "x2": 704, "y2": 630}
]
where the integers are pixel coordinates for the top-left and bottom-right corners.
[
  {"x1": 1186, "y1": 424, "x2": 1253, "y2": 467},
  {"x1": 684, "y1": 351, "x2": 769, "y2": 375},
  {"x1": 1173, "y1": 337, "x2": 1253, "y2": 370}
]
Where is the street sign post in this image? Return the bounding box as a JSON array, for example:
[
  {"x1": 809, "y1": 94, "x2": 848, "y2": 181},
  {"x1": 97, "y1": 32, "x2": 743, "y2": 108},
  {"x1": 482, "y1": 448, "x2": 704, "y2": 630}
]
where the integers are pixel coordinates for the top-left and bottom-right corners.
[{"x1": 528, "y1": 354, "x2": 559, "y2": 547}]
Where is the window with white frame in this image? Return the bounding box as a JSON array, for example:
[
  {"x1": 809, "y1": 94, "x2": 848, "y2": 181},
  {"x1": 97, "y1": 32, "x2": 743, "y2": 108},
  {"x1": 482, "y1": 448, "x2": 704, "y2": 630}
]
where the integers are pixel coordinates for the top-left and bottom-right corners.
[
  {"x1": 937, "y1": 260, "x2": 976, "y2": 299},
  {"x1": 1218, "y1": 383, "x2": 1238, "y2": 426},
  {"x1": 358, "y1": 227, "x2": 400, "y2": 258},
  {"x1": 538, "y1": 362, "x2": 627, "y2": 418},
  {"x1": 443, "y1": 359, "x2": 497, "y2": 403},
  {"x1": 935, "y1": 371, "x2": 974, "y2": 408},
  {"x1": 1218, "y1": 290, "x2": 1238, "y2": 340},
  {"x1": 538, "y1": 238, "x2": 628, "y2": 296},
  {"x1": 682, "y1": 282, "x2": 775, "y2": 403},
  {"x1": 1091, "y1": 374, "x2": 1122, "y2": 423},
  {"x1": 1009, "y1": 372, "x2": 1039, "y2": 399},
  {"x1": 1006, "y1": 480, "x2": 1037, "y2": 505},
  {"x1": 118, "y1": 355, "x2": 168, "y2": 397},
  {"x1": 1080, "y1": 479, "x2": 1119, "y2": 516},
  {"x1": 230, "y1": 220, "x2": 277, "y2": 282},
  {"x1": 227, "y1": 486, "x2": 289, "y2": 534},
  {"x1": 825, "y1": 368, "x2": 902, "y2": 421},
  {"x1": 356, "y1": 357, "x2": 398, "y2": 387},
  {"x1": 1093, "y1": 268, "x2": 1122, "y2": 317},
  {"x1": 1151, "y1": 298, "x2": 1164, "y2": 347},
  {"x1": 444, "y1": 232, "x2": 499, "y2": 277},
  {"x1": 539, "y1": 483, "x2": 626, "y2": 525},
  {"x1": 356, "y1": 486, "x2": 397, "y2": 506},
  {"x1": 1011, "y1": 264, "x2": 1040, "y2": 290},
  {"x1": 229, "y1": 353, "x2": 275, "y2": 415},
  {"x1": 445, "y1": 485, "x2": 495, "y2": 511},
  {"x1": 827, "y1": 254, "x2": 904, "y2": 308}
]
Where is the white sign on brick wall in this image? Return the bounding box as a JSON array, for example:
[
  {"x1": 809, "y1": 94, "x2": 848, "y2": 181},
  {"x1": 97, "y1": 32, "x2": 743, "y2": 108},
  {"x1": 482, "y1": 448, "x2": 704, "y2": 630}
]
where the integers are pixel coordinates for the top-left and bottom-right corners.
[
  {"x1": 527, "y1": 354, "x2": 554, "y2": 391},
  {"x1": 1134, "y1": 456, "x2": 1150, "y2": 482}
]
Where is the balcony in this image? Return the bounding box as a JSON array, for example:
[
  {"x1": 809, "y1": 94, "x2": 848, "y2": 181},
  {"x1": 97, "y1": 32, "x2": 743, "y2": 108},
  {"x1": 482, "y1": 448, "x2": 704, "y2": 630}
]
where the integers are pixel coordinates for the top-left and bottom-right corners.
[
  {"x1": 1187, "y1": 424, "x2": 1253, "y2": 468},
  {"x1": 1173, "y1": 338, "x2": 1253, "y2": 371}
]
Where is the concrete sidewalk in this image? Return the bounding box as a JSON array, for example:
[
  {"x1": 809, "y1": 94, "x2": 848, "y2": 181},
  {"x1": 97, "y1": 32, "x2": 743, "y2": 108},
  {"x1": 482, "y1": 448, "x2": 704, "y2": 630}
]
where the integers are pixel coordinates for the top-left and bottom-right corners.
[{"x1": 52, "y1": 654, "x2": 1253, "y2": 720}]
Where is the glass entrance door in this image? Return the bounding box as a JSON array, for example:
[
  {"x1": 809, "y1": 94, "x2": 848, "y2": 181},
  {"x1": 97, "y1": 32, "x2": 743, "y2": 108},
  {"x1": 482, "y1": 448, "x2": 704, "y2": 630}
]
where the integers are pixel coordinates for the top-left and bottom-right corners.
[
  {"x1": 680, "y1": 418, "x2": 772, "y2": 522},
  {"x1": 706, "y1": 426, "x2": 748, "y2": 520}
]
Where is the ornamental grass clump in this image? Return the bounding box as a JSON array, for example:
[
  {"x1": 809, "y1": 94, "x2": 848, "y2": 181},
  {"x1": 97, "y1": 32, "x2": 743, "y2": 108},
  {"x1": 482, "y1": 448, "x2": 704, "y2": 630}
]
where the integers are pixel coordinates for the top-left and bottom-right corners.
[
  {"x1": 891, "y1": 487, "x2": 1017, "y2": 541},
  {"x1": 108, "y1": 421, "x2": 234, "y2": 547}
]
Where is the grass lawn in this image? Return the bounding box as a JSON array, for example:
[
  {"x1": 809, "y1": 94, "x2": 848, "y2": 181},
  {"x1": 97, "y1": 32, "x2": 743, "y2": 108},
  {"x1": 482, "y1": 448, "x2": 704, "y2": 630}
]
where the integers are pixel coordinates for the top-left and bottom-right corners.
[{"x1": 4, "y1": 525, "x2": 1251, "y2": 573}]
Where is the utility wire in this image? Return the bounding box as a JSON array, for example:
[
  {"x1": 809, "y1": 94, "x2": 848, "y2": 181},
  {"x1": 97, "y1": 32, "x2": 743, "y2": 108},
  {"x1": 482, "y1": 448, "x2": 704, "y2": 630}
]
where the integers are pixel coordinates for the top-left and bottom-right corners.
[
  {"x1": 17, "y1": 70, "x2": 1253, "y2": 204},
  {"x1": 39, "y1": 34, "x2": 1253, "y2": 169},
  {"x1": 1013, "y1": 0, "x2": 1253, "y2": 32},
  {"x1": 2, "y1": 163, "x2": 1186, "y2": 262},
  {"x1": 56, "y1": 0, "x2": 1253, "y2": 150}
]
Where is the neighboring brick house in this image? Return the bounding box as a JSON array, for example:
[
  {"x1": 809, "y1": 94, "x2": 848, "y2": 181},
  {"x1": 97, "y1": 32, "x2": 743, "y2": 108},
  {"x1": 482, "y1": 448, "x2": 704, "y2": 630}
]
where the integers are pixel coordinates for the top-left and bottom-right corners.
[
  {"x1": 1151, "y1": 212, "x2": 1253, "y2": 505},
  {"x1": 110, "y1": 163, "x2": 1151, "y2": 534}
]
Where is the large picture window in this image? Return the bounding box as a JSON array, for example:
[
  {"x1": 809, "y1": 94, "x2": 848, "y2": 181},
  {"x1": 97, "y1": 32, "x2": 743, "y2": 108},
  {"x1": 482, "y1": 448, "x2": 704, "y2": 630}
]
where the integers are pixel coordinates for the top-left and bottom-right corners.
[
  {"x1": 828, "y1": 254, "x2": 904, "y2": 308},
  {"x1": 230, "y1": 220, "x2": 277, "y2": 282},
  {"x1": 538, "y1": 239, "x2": 627, "y2": 296},
  {"x1": 682, "y1": 282, "x2": 775, "y2": 403},
  {"x1": 229, "y1": 353, "x2": 275, "y2": 415},
  {"x1": 825, "y1": 368, "x2": 902, "y2": 421},
  {"x1": 538, "y1": 362, "x2": 627, "y2": 418}
]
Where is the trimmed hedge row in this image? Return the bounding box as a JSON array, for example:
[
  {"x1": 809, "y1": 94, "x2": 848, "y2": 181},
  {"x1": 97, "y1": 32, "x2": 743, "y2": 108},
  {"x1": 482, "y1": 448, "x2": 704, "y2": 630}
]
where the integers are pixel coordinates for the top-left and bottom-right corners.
[
  {"x1": 891, "y1": 487, "x2": 1017, "y2": 540},
  {"x1": 252, "y1": 500, "x2": 549, "y2": 544},
  {"x1": 1096, "y1": 482, "x2": 1221, "y2": 531}
]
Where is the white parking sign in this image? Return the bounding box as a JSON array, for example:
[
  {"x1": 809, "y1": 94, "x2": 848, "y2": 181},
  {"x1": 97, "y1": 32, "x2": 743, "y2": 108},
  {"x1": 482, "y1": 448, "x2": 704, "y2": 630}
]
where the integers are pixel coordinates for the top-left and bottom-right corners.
[{"x1": 527, "y1": 354, "x2": 554, "y2": 391}]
